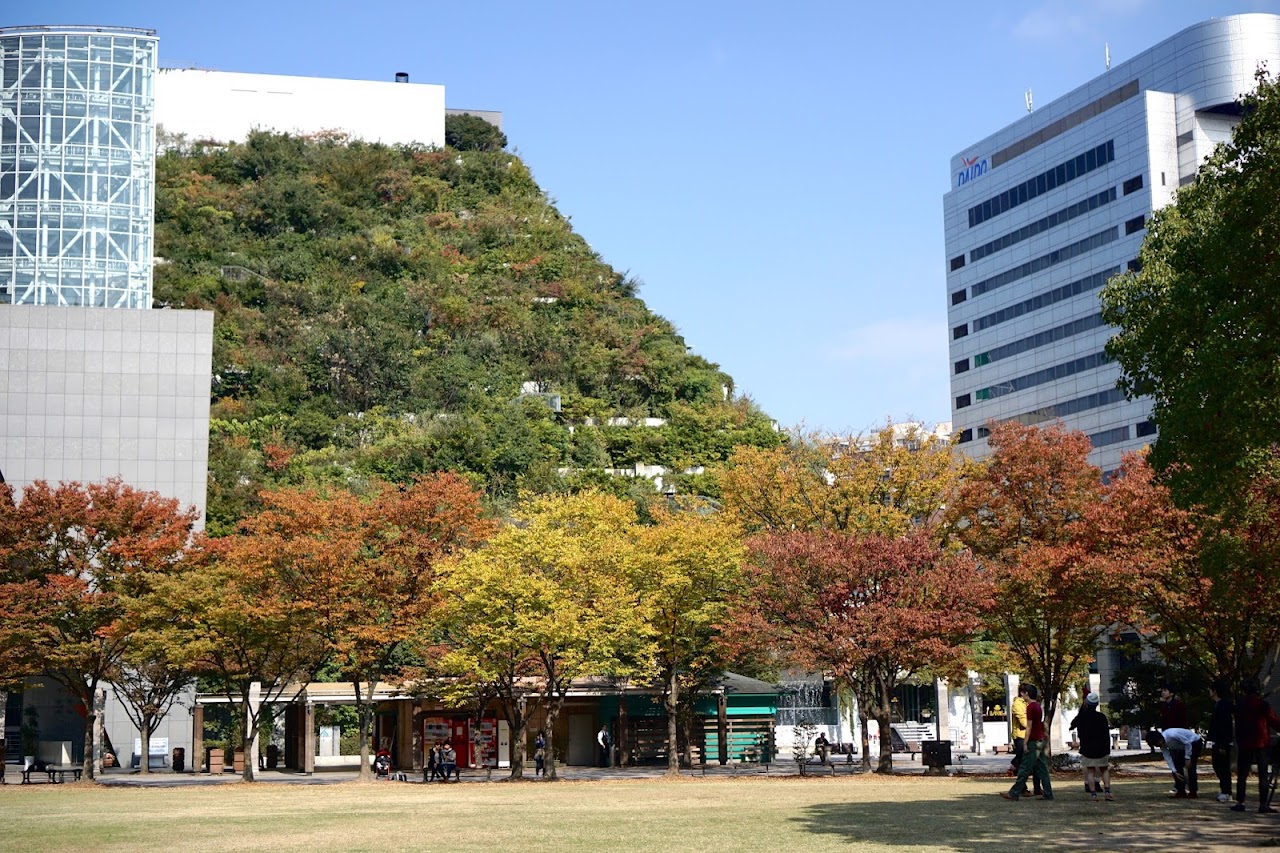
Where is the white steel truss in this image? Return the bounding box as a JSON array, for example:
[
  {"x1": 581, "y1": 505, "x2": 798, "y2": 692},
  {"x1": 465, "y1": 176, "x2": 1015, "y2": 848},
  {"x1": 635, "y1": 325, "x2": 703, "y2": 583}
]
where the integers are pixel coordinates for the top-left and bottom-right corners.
[{"x1": 0, "y1": 26, "x2": 157, "y2": 308}]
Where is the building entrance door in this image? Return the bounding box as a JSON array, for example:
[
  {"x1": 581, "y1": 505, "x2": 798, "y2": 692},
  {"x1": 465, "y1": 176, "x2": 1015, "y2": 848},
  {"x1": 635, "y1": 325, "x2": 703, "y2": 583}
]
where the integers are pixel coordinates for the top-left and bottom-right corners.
[{"x1": 568, "y1": 714, "x2": 594, "y2": 765}]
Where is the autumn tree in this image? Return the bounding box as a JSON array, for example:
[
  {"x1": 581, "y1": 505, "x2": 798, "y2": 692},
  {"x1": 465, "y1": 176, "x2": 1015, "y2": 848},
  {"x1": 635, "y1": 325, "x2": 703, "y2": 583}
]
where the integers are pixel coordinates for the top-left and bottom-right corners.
[
  {"x1": 721, "y1": 422, "x2": 968, "y2": 539},
  {"x1": 721, "y1": 422, "x2": 971, "y2": 762},
  {"x1": 733, "y1": 529, "x2": 988, "y2": 772},
  {"x1": 948, "y1": 422, "x2": 1156, "y2": 735},
  {"x1": 1129, "y1": 452, "x2": 1280, "y2": 688},
  {"x1": 634, "y1": 502, "x2": 746, "y2": 775},
  {"x1": 0, "y1": 479, "x2": 196, "y2": 779},
  {"x1": 145, "y1": 533, "x2": 327, "y2": 781},
  {"x1": 111, "y1": 629, "x2": 192, "y2": 776},
  {"x1": 1101, "y1": 70, "x2": 1280, "y2": 512},
  {"x1": 434, "y1": 492, "x2": 650, "y2": 780}
]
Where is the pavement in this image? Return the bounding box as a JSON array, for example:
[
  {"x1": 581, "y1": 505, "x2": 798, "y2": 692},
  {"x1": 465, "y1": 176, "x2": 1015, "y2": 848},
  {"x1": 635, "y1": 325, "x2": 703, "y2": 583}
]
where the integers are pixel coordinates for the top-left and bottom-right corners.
[{"x1": 16, "y1": 747, "x2": 1171, "y2": 788}]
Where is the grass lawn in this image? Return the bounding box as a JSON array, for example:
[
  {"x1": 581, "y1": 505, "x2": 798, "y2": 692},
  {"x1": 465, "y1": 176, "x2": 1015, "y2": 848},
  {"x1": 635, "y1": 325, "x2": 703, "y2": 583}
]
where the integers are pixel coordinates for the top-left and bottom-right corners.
[{"x1": 3, "y1": 773, "x2": 1278, "y2": 851}]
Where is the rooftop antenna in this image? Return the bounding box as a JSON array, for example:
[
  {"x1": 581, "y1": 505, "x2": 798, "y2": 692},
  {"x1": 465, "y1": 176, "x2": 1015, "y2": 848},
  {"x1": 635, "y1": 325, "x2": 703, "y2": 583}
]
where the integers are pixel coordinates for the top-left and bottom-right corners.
[
  {"x1": 1025, "y1": 88, "x2": 1034, "y2": 113},
  {"x1": 1105, "y1": 42, "x2": 1111, "y2": 70}
]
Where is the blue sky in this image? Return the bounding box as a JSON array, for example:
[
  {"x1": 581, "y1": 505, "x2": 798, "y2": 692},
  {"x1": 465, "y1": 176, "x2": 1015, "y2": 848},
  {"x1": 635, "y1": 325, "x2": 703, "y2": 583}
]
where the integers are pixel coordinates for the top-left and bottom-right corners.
[{"x1": 30, "y1": 1, "x2": 1279, "y2": 433}]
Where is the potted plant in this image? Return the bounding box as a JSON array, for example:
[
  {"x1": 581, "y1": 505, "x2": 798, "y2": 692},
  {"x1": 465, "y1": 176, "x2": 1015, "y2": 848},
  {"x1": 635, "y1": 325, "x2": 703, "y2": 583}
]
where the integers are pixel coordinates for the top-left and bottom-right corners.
[{"x1": 20, "y1": 705, "x2": 39, "y2": 769}]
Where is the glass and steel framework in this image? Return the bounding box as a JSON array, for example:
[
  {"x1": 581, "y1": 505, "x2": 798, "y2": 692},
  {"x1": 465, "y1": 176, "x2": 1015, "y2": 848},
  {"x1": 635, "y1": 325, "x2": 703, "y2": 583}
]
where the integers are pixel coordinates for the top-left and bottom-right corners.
[{"x1": 0, "y1": 25, "x2": 157, "y2": 308}]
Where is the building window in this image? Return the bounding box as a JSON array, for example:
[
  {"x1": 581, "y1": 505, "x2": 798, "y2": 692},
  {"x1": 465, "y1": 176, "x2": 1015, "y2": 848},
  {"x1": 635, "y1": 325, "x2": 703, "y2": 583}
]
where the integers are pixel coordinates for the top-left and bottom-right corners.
[
  {"x1": 969, "y1": 188, "x2": 1116, "y2": 264},
  {"x1": 957, "y1": 428, "x2": 973, "y2": 444},
  {"x1": 1136, "y1": 419, "x2": 1157, "y2": 437},
  {"x1": 967, "y1": 140, "x2": 1115, "y2": 228},
  {"x1": 1122, "y1": 174, "x2": 1144, "y2": 195},
  {"x1": 950, "y1": 255, "x2": 966, "y2": 271},
  {"x1": 953, "y1": 324, "x2": 968, "y2": 340},
  {"x1": 955, "y1": 393, "x2": 971, "y2": 409},
  {"x1": 951, "y1": 289, "x2": 967, "y2": 306},
  {"x1": 1127, "y1": 258, "x2": 1143, "y2": 272},
  {"x1": 973, "y1": 267, "x2": 1120, "y2": 333},
  {"x1": 954, "y1": 358, "x2": 970, "y2": 374},
  {"x1": 1088, "y1": 426, "x2": 1131, "y2": 448},
  {"x1": 1125, "y1": 215, "x2": 1146, "y2": 235},
  {"x1": 970, "y1": 227, "x2": 1119, "y2": 298}
]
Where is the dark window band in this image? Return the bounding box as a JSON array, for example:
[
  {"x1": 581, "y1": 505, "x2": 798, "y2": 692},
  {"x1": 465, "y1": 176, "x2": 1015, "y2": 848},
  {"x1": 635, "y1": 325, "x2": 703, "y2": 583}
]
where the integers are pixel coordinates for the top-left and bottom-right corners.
[
  {"x1": 972, "y1": 266, "x2": 1122, "y2": 333},
  {"x1": 971, "y1": 227, "x2": 1118, "y2": 298},
  {"x1": 968, "y1": 140, "x2": 1115, "y2": 228},
  {"x1": 1009, "y1": 386, "x2": 1127, "y2": 426},
  {"x1": 1089, "y1": 425, "x2": 1131, "y2": 447},
  {"x1": 969, "y1": 188, "x2": 1117, "y2": 264},
  {"x1": 973, "y1": 351, "x2": 1112, "y2": 401},
  {"x1": 973, "y1": 313, "x2": 1107, "y2": 368},
  {"x1": 990, "y1": 80, "x2": 1139, "y2": 168}
]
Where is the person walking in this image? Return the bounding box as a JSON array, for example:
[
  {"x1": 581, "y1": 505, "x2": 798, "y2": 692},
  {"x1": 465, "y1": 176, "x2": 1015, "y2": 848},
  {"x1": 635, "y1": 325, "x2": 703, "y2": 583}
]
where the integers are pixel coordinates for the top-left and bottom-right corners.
[
  {"x1": 1008, "y1": 684, "x2": 1043, "y2": 796},
  {"x1": 1147, "y1": 728, "x2": 1202, "y2": 799},
  {"x1": 1070, "y1": 692, "x2": 1112, "y2": 801},
  {"x1": 1208, "y1": 680, "x2": 1235, "y2": 803},
  {"x1": 597, "y1": 724, "x2": 611, "y2": 768},
  {"x1": 1232, "y1": 678, "x2": 1280, "y2": 813},
  {"x1": 1001, "y1": 684, "x2": 1053, "y2": 801}
]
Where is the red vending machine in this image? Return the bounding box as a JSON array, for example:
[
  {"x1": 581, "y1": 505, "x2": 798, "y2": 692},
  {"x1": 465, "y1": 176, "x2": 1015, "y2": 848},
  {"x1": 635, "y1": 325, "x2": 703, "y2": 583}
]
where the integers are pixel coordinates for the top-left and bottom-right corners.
[{"x1": 450, "y1": 718, "x2": 472, "y2": 768}]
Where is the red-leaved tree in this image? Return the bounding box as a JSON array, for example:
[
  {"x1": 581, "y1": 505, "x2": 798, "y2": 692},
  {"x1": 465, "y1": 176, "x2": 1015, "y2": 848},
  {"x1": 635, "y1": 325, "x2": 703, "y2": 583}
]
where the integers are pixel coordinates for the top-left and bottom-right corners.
[{"x1": 731, "y1": 529, "x2": 991, "y2": 772}]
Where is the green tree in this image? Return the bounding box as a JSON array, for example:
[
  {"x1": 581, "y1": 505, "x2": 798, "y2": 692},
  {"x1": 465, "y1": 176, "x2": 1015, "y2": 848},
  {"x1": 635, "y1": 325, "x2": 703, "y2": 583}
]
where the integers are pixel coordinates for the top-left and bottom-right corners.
[
  {"x1": 445, "y1": 113, "x2": 508, "y2": 152},
  {"x1": 1101, "y1": 69, "x2": 1280, "y2": 511}
]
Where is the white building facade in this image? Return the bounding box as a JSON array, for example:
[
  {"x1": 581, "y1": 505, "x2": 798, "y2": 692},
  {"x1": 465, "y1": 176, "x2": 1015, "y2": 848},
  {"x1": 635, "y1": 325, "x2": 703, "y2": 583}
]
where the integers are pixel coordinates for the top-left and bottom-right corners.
[
  {"x1": 155, "y1": 69, "x2": 445, "y2": 147},
  {"x1": 944, "y1": 14, "x2": 1280, "y2": 473}
]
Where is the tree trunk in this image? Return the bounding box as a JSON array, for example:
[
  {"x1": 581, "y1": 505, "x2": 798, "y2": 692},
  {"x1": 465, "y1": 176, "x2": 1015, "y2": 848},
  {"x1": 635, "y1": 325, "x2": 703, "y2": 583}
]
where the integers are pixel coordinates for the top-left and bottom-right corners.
[
  {"x1": 140, "y1": 719, "x2": 151, "y2": 776},
  {"x1": 680, "y1": 709, "x2": 695, "y2": 768},
  {"x1": 508, "y1": 717, "x2": 527, "y2": 780},
  {"x1": 82, "y1": 709, "x2": 96, "y2": 779},
  {"x1": 241, "y1": 700, "x2": 257, "y2": 782},
  {"x1": 545, "y1": 697, "x2": 562, "y2": 781},
  {"x1": 354, "y1": 682, "x2": 373, "y2": 782},
  {"x1": 858, "y1": 700, "x2": 872, "y2": 770},
  {"x1": 665, "y1": 670, "x2": 680, "y2": 776},
  {"x1": 875, "y1": 678, "x2": 894, "y2": 773}
]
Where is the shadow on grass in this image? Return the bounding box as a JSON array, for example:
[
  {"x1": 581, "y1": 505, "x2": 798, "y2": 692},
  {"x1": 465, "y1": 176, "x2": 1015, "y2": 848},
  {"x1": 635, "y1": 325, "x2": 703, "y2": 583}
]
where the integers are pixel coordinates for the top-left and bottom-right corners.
[{"x1": 792, "y1": 778, "x2": 1280, "y2": 851}]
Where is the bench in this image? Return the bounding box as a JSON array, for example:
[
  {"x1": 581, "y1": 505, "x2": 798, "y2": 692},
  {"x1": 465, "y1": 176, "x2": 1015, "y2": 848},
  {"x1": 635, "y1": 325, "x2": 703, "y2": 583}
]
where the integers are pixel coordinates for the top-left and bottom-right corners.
[
  {"x1": 899, "y1": 741, "x2": 923, "y2": 761},
  {"x1": 992, "y1": 744, "x2": 1015, "y2": 755},
  {"x1": 21, "y1": 765, "x2": 82, "y2": 784}
]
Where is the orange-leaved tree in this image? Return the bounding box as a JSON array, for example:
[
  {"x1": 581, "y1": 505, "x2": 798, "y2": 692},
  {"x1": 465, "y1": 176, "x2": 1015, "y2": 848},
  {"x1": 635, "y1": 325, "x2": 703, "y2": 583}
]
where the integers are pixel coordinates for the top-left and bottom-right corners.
[
  {"x1": 731, "y1": 529, "x2": 989, "y2": 773},
  {"x1": 947, "y1": 423, "x2": 1168, "y2": 736},
  {"x1": 0, "y1": 479, "x2": 197, "y2": 779}
]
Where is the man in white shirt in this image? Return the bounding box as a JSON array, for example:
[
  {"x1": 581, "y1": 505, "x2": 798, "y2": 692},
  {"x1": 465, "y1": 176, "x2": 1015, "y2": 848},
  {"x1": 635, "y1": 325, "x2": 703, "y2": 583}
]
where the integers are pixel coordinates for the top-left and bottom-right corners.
[{"x1": 1146, "y1": 728, "x2": 1203, "y2": 799}]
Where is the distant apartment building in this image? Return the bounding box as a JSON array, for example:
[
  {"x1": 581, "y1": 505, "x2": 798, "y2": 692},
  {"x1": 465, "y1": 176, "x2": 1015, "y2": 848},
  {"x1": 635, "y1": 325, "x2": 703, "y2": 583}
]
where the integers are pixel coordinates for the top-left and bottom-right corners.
[{"x1": 944, "y1": 14, "x2": 1280, "y2": 473}]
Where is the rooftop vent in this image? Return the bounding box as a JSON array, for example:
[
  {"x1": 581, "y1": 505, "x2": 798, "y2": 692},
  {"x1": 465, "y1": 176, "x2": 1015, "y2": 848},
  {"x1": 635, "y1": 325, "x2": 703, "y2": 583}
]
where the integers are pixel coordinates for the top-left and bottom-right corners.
[{"x1": 395, "y1": 72, "x2": 409, "y2": 83}]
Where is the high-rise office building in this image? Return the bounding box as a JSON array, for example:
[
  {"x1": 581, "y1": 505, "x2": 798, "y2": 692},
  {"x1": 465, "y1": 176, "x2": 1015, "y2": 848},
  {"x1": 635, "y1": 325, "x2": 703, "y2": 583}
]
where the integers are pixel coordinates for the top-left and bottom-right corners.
[
  {"x1": 0, "y1": 25, "x2": 158, "y2": 309},
  {"x1": 944, "y1": 14, "x2": 1280, "y2": 473}
]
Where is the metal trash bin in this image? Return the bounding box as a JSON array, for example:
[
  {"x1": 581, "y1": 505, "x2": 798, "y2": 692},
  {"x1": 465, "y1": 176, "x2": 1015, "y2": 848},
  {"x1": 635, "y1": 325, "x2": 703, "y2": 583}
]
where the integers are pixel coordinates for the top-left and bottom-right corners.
[
  {"x1": 922, "y1": 740, "x2": 952, "y2": 769},
  {"x1": 172, "y1": 746, "x2": 185, "y2": 772}
]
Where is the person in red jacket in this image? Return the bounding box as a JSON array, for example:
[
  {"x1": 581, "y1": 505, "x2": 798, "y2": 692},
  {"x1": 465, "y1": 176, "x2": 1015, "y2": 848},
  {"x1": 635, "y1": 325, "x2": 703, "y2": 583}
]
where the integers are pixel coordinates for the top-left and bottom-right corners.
[{"x1": 1232, "y1": 678, "x2": 1280, "y2": 813}]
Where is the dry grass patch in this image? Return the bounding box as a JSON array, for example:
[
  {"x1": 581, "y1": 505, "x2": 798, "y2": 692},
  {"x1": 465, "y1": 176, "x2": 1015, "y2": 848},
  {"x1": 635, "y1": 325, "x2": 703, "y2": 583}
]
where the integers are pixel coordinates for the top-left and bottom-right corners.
[{"x1": 3, "y1": 773, "x2": 1278, "y2": 851}]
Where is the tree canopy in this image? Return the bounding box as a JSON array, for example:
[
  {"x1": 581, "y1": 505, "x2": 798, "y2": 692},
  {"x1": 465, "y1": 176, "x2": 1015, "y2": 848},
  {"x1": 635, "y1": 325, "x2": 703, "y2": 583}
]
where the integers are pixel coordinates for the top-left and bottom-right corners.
[
  {"x1": 1101, "y1": 70, "x2": 1280, "y2": 511},
  {"x1": 151, "y1": 131, "x2": 779, "y2": 530}
]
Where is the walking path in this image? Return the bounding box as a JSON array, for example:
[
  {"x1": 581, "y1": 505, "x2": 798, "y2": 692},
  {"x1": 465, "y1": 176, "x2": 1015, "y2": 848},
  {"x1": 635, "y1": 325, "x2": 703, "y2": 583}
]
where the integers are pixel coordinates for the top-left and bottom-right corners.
[{"x1": 86, "y1": 747, "x2": 1171, "y2": 787}]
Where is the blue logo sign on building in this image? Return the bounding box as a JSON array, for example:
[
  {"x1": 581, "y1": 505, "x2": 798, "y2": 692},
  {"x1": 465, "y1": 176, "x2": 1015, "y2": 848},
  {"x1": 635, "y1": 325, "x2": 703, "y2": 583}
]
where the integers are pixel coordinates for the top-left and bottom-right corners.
[{"x1": 956, "y1": 155, "x2": 989, "y2": 188}]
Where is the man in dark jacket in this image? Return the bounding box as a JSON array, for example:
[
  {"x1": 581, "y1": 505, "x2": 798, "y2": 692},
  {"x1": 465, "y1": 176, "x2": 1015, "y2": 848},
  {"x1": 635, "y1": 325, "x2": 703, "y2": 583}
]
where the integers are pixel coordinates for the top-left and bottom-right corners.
[
  {"x1": 1160, "y1": 684, "x2": 1189, "y2": 730},
  {"x1": 1233, "y1": 679, "x2": 1280, "y2": 813},
  {"x1": 1208, "y1": 680, "x2": 1235, "y2": 803},
  {"x1": 1070, "y1": 692, "x2": 1112, "y2": 800}
]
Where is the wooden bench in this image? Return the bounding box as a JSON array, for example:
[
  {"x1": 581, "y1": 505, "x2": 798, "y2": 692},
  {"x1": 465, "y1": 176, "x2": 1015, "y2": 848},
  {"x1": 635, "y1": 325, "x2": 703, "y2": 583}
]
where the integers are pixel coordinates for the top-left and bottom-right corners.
[
  {"x1": 992, "y1": 744, "x2": 1015, "y2": 755},
  {"x1": 900, "y1": 741, "x2": 923, "y2": 761}
]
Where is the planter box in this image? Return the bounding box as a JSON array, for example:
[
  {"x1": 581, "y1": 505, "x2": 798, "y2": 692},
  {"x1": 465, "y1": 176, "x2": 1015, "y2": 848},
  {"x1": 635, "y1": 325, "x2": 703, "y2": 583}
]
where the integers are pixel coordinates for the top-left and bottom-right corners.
[{"x1": 206, "y1": 748, "x2": 224, "y2": 772}]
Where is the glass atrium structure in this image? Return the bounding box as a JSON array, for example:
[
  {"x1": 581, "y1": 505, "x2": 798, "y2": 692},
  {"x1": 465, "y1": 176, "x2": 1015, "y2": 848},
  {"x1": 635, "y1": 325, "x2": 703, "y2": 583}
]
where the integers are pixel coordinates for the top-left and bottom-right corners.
[{"x1": 0, "y1": 25, "x2": 157, "y2": 308}]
